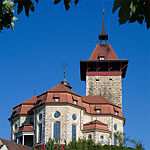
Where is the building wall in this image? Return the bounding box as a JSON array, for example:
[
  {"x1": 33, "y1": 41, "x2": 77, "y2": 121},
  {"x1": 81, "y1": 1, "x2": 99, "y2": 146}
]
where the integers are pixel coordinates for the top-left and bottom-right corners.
[
  {"x1": 10, "y1": 115, "x2": 30, "y2": 141},
  {"x1": 44, "y1": 105, "x2": 83, "y2": 144},
  {"x1": 86, "y1": 75, "x2": 122, "y2": 107},
  {"x1": 83, "y1": 131, "x2": 110, "y2": 145},
  {"x1": 33, "y1": 106, "x2": 46, "y2": 146}
]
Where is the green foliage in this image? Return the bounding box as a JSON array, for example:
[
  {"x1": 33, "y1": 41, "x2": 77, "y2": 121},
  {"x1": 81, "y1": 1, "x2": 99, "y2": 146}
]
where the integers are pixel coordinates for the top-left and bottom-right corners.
[
  {"x1": 36, "y1": 138, "x2": 136, "y2": 150},
  {"x1": 0, "y1": 0, "x2": 17, "y2": 31},
  {"x1": 0, "y1": 0, "x2": 149, "y2": 31},
  {"x1": 112, "y1": 0, "x2": 150, "y2": 29},
  {"x1": 130, "y1": 139, "x2": 144, "y2": 150}
]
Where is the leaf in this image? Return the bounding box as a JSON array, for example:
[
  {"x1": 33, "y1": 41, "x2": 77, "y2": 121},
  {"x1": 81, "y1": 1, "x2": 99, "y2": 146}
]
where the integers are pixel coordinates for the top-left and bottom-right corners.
[
  {"x1": 74, "y1": 0, "x2": 79, "y2": 5},
  {"x1": 12, "y1": 16, "x2": 18, "y2": 21},
  {"x1": 118, "y1": 0, "x2": 131, "y2": 25},
  {"x1": 54, "y1": 0, "x2": 61, "y2": 4},
  {"x1": 17, "y1": 2, "x2": 23, "y2": 14},
  {"x1": 35, "y1": 0, "x2": 39, "y2": 3},
  {"x1": 64, "y1": 0, "x2": 71, "y2": 11},
  {"x1": 11, "y1": 21, "x2": 14, "y2": 30},
  {"x1": 25, "y1": 7, "x2": 30, "y2": 17},
  {"x1": 112, "y1": 0, "x2": 123, "y2": 13},
  {"x1": 30, "y1": 2, "x2": 34, "y2": 12}
]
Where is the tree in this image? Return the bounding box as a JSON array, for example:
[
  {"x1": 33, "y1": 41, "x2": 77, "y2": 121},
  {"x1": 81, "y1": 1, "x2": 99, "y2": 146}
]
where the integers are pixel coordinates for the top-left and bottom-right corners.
[{"x1": 0, "y1": 0, "x2": 150, "y2": 32}]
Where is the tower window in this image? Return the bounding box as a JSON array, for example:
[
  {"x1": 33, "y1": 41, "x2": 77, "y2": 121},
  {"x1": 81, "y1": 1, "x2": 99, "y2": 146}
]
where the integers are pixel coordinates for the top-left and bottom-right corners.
[
  {"x1": 98, "y1": 56, "x2": 105, "y2": 60},
  {"x1": 54, "y1": 97, "x2": 60, "y2": 102},
  {"x1": 96, "y1": 109, "x2": 101, "y2": 114}
]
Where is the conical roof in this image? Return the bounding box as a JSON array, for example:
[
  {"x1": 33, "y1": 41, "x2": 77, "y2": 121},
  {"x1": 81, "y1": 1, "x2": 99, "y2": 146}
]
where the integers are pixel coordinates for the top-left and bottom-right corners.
[{"x1": 89, "y1": 43, "x2": 119, "y2": 60}]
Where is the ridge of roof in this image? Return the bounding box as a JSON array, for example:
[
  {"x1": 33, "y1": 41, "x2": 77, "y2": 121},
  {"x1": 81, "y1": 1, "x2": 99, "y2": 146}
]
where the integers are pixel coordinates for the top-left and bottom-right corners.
[
  {"x1": 0, "y1": 138, "x2": 32, "y2": 150},
  {"x1": 84, "y1": 120, "x2": 107, "y2": 126}
]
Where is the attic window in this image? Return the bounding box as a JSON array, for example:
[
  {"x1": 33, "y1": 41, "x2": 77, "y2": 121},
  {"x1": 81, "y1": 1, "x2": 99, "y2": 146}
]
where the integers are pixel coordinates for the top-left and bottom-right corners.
[
  {"x1": 54, "y1": 97, "x2": 60, "y2": 102},
  {"x1": 73, "y1": 100, "x2": 77, "y2": 105},
  {"x1": 96, "y1": 109, "x2": 101, "y2": 114},
  {"x1": 98, "y1": 56, "x2": 105, "y2": 60}
]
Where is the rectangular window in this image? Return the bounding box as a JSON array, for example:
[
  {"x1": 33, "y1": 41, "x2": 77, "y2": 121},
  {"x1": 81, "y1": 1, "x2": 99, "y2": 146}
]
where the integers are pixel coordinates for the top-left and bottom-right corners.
[
  {"x1": 54, "y1": 122, "x2": 60, "y2": 139},
  {"x1": 73, "y1": 100, "x2": 77, "y2": 105},
  {"x1": 72, "y1": 125, "x2": 76, "y2": 140},
  {"x1": 54, "y1": 97, "x2": 60, "y2": 102},
  {"x1": 114, "y1": 134, "x2": 117, "y2": 145},
  {"x1": 39, "y1": 124, "x2": 42, "y2": 143},
  {"x1": 114, "y1": 110, "x2": 119, "y2": 116},
  {"x1": 96, "y1": 109, "x2": 101, "y2": 114}
]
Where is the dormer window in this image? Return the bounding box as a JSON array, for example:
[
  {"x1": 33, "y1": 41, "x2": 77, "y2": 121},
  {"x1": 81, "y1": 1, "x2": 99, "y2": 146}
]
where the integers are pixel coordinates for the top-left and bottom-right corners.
[
  {"x1": 98, "y1": 56, "x2": 105, "y2": 60},
  {"x1": 114, "y1": 110, "x2": 119, "y2": 116},
  {"x1": 54, "y1": 97, "x2": 59, "y2": 102},
  {"x1": 73, "y1": 100, "x2": 77, "y2": 105},
  {"x1": 96, "y1": 109, "x2": 101, "y2": 114},
  {"x1": 36, "y1": 99, "x2": 42, "y2": 105}
]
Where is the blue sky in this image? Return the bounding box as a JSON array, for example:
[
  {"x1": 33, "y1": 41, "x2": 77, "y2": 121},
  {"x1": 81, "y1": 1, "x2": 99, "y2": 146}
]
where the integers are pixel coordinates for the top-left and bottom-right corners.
[{"x1": 0, "y1": 0, "x2": 150, "y2": 149}]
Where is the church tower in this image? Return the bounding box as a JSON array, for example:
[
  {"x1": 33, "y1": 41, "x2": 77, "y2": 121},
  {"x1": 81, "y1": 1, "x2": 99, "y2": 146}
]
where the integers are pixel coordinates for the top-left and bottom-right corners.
[{"x1": 80, "y1": 10, "x2": 128, "y2": 107}]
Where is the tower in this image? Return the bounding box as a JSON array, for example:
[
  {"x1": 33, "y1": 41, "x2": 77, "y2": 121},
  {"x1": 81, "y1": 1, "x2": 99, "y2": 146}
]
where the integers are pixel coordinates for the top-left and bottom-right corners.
[{"x1": 80, "y1": 10, "x2": 128, "y2": 107}]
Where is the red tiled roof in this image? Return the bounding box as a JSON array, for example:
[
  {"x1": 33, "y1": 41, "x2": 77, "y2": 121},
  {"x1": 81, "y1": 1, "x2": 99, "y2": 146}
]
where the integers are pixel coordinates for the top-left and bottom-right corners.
[
  {"x1": 9, "y1": 84, "x2": 124, "y2": 121},
  {"x1": 47, "y1": 83, "x2": 79, "y2": 96},
  {"x1": 18, "y1": 125, "x2": 34, "y2": 133},
  {"x1": 89, "y1": 43, "x2": 119, "y2": 60},
  {"x1": 83, "y1": 120, "x2": 109, "y2": 131},
  {"x1": 22, "y1": 96, "x2": 37, "y2": 104},
  {"x1": 0, "y1": 138, "x2": 32, "y2": 150},
  {"x1": 82, "y1": 95, "x2": 119, "y2": 107}
]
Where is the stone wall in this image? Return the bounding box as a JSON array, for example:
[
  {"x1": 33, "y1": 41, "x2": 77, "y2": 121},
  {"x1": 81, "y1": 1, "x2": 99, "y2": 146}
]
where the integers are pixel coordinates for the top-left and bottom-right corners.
[
  {"x1": 45, "y1": 105, "x2": 83, "y2": 144},
  {"x1": 86, "y1": 75, "x2": 122, "y2": 107}
]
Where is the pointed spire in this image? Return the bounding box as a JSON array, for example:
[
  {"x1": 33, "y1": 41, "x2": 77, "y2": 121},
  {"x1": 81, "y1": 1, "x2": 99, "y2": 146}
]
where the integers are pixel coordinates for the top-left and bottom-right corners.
[{"x1": 99, "y1": 9, "x2": 108, "y2": 44}]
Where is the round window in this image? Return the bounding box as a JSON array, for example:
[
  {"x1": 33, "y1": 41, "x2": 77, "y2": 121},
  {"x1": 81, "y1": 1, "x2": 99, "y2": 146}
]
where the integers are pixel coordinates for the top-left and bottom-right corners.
[
  {"x1": 39, "y1": 113, "x2": 42, "y2": 121},
  {"x1": 72, "y1": 114, "x2": 76, "y2": 120},
  {"x1": 114, "y1": 124, "x2": 117, "y2": 130},
  {"x1": 54, "y1": 111, "x2": 60, "y2": 118},
  {"x1": 14, "y1": 124, "x2": 17, "y2": 131}
]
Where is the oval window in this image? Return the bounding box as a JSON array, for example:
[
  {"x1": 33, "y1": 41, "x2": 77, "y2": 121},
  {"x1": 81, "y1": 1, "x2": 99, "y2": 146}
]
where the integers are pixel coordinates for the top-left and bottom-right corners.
[
  {"x1": 72, "y1": 114, "x2": 76, "y2": 120},
  {"x1": 39, "y1": 113, "x2": 42, "y2": 121},
  {"x1": 114, "y1": 124, "x2": 117, "y2": 130},
  {"x1": 54, "y1": 111, "x2": 60, "y2": 118},
  {"x1": 14, "y1": 124, "x2": 17, "y2": 131}
]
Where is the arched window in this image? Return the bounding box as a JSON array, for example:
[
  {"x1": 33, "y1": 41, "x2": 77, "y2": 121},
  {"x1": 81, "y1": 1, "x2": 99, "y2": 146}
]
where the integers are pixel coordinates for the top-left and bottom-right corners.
[
  {"x1": 39, "y1": 123, "x2": 42, "y2": 143},
  {"x1": 72, "y1": 125, "x2": 76, "y2": 140},
  {"x1": 88, "y1": 134, "x2": 92, "y2": 139},
  {"x1": 114, "y1": 134, "x2": 117, "y2": 145},
  {"x1": 100, "y1": 135, "x2": 104, "y2": 143},
  {"x1": 54, "y1": 121, "x2": 60, "y2": 139}
]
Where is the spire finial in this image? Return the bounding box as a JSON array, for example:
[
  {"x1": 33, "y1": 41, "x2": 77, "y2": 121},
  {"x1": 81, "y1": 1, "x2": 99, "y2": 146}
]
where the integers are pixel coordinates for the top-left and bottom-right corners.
[
  {"x1": 60, "y1": 63, "x2": 72, "y2": 89},
  {"x1": 99, "y1": 9, "x2": 108, "y2": 44}
]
